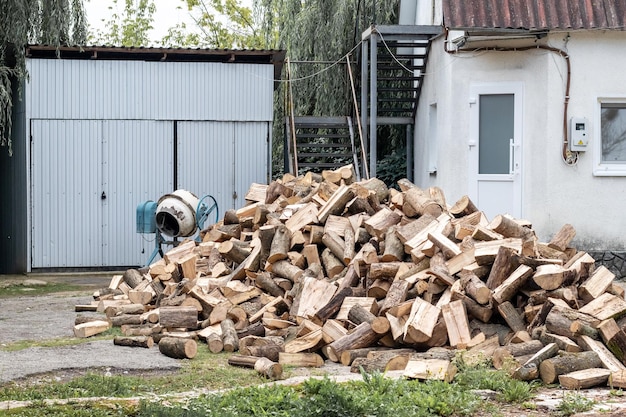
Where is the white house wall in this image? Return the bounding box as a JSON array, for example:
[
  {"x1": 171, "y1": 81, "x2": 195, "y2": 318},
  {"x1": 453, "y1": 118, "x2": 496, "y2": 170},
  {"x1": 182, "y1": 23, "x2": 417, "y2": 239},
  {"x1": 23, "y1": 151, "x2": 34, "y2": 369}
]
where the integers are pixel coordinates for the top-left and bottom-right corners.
[{"x1": 414, "y1": 31, "x2": 626, "y2": 251}]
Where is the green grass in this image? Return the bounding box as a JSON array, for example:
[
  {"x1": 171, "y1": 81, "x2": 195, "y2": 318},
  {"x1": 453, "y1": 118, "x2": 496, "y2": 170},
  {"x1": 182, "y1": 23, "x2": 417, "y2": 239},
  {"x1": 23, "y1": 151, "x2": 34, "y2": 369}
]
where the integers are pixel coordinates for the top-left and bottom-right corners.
[
  {"x1": 0, "y1": 328, "x2": 123, "y2": 352},
  {"x1": 555, "y1": 392, "x2": 595, "y2": 416},
  {"x1": 0, "y1": 282, "x2": 83, "y2": 298},
  {"x1": 0, "y1": 350, "x2": 263, "y2": 402},
  {"x1": 0, "y1": 350, "x2": 540, "y2": 417}
]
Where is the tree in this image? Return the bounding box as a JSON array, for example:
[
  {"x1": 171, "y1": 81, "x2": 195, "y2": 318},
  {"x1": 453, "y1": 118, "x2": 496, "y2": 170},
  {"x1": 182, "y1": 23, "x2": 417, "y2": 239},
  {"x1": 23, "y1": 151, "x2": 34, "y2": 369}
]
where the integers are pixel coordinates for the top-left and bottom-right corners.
[
  {"x1": 162, "y1": 0, "x2": 264, "y2": 48},
  {"x1": 255, "y1": 0, "x2": 400, "y2": 177},
  {"x1": 0, "y1": 0, "x2": 87, "y2": 155},
  {"x1": 89, "y1": 0, "x2": 156, "y2": 47}
]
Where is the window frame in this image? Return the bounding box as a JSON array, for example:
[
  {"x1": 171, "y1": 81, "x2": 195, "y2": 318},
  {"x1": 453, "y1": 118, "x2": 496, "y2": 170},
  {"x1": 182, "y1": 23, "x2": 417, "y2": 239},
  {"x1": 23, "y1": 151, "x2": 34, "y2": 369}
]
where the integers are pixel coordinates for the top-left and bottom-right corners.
[{"x1": 594, "y1": 97, "x2": 626, "y2": 176}]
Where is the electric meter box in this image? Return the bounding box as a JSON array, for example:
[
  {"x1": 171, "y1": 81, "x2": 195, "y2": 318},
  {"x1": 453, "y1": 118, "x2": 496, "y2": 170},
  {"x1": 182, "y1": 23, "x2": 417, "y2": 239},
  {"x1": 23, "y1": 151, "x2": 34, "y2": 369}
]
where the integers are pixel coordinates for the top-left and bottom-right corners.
[{"x1": 570, "y1": 117, "x2": 589, "y2": 151}]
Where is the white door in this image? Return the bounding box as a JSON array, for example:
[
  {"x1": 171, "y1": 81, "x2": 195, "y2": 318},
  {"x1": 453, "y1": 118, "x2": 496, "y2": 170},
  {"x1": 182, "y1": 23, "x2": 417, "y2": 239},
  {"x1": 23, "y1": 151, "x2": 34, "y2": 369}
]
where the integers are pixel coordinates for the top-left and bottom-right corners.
[
  {"x1": 31, "y1": 119, "x2": 103, "y2": 268},
  {"x1": 31, "y1": 119, "x2": 174, "y2": 268},
  {"x1": 102, "y1": 120, "x2": 173, "y2": 266},
  {"x1": 468, "y1": 83, "x2": 523, "y2": 221}
]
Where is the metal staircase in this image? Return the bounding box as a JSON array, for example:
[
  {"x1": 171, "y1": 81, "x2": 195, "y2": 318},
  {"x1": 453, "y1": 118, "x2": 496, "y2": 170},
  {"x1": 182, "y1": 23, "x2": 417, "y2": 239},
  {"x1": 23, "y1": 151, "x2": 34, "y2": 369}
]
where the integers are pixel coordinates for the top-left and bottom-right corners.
[{"x1": 286, "y1": 116, "x2": 360, "y2": 177}]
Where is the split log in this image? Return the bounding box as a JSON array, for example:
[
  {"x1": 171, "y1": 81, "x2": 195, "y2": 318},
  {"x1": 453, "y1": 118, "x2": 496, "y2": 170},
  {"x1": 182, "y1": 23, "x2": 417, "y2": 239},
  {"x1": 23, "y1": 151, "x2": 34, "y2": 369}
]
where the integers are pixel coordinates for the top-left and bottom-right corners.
[
  {"x1": 497, "y1": 301, "x2": 527, "y2": 334},
  {"x1": 403, "y1": 359, "x2": 456, "y2": 382},
  {"x1": 278, "y1": 352, "x2": 324, "y2": 367},
  {"x1": 441, "y1": 300, "x2": 471, "y2": 348},
  {"x1": 73, "y1": 320, "x2": 111, "y2": 338},
  {"x1": 404, "y1": 297, "x2": 441, "y2": 343},
  {"x1": 532, "y1": 264, "x2": 566, "y2": 291},
  {"x1": 558, "y1": 368, "x2": 611, "y2": 389},
  {"x1": 158, "y1": 336, "x2": 198, "y2": 359},
  {"x1": 322, "y1": 231, "x2": 347, "y2": 266},
  {"x1": 578, "y1": 335, "x2": 626, "y2": 372},
  {"x1": 579, "y1": 292, "x2": 626, "y2": 321},
  {"x1": 113, "y1": 336, "x2": 154, "y2": 348},
  {"x1": 548, "y1": 224, "x2": 576, "y2": 252},
  {"x1": 492, "y1": 265, "x2": 533, "y2": 305},
  {"x1": 513, "y1": 343, "x2": 559, "y2": 381},
  {"x1": 540, "y1": 351, "x2": 602, "y2": 384},
  {"x1": 284, "y1": 329, "x2": 323, "y2": 353},
  {"x1": 379, "y1": 280, "x2": 410, "y2": 315},
  {"x1": 313, "y1": 287, "x2": 353, "y2": 324},
  {"x1": 317, "y1": 184, "x2": 355, "y2": 223},
  {"x1": 485, "y1": 246, "x2": 520, "y2": 289},
  {"x1": 578, "y1": 266, "x2": 615, "y2": 303},
  {"x1": 539, "y1": 331, "x2": 581, "y2": 353},
  {"x1": 363, "y1": 207, "x2": 402, "y2": 239}
]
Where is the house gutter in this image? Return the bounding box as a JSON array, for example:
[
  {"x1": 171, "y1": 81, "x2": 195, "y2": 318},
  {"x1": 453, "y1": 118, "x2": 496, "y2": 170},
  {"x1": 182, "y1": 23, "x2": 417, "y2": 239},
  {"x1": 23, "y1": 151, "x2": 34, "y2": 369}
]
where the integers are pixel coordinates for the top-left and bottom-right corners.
[{"x1": 443, "y1": 28, "x2": 577, "y2": 166}]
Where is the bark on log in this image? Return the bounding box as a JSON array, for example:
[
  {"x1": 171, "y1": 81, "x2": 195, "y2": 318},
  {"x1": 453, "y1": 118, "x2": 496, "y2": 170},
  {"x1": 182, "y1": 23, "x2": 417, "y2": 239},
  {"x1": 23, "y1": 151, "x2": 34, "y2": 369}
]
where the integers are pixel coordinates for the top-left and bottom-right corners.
[
  {"x1": 221, "y1": 318, "x2": 239, "y2": 352},
  {"x1": 122, "y1": 269, "x2": 145, "y2": 289},
  {"x1": 539, "y1": 351, "x2": 602, "y2": 384},
  {"x1": 158, "y1": 336, "x2": 198, "y2": 359},
  {"x1": 326, "y1": 322, "x2": 384, "y2": 362},
  {"x1": 255, "y1": 272, "x2": 285, "y2": 298},
  {"x1": 113, "y1": 336, "x2": 154, "y2": 348},
  {"x1": 486, "y1": 246, "x2": 520, "y2": 290},
  {"x1": 492, "y1": 340, "x2": 544, "y2": 370},
  {"x1": 313, "y1": 287, "x2": 353, "y2": 324},
  {"x1": 228, "y1": 355, "x2": 283, "y2": 379},
  {"x1": 267, "y1": 225, "x2": 291, "y2": 264},
  {"x1": 159, "y1": 306, "x2": 199, "y2": 329},
  {"x1": 348, "y1": 304, "x2": 390, "y2": 335}
]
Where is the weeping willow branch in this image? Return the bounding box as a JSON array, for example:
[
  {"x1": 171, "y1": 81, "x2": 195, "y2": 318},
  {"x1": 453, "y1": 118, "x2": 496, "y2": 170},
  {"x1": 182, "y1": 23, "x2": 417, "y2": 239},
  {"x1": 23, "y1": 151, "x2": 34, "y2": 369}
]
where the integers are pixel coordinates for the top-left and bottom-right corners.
[{"x1": 0, "y1": 0, "x2": 86, "y2": 155}]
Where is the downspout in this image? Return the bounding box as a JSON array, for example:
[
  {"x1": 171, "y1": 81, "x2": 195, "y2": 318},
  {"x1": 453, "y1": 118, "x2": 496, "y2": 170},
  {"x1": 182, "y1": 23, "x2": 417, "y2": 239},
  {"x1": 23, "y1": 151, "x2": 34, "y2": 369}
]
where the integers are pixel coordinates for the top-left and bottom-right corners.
[{"x1": 443, "y1": 28, "x2": 577, "y2": 166}]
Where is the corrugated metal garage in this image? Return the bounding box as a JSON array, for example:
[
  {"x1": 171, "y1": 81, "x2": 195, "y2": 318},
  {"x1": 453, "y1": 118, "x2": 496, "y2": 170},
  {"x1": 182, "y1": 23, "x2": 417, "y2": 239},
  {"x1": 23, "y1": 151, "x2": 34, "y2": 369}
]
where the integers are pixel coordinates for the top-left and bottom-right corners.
[{"x1": 0, "y1": 46, "x2": 285, "y2": 272}]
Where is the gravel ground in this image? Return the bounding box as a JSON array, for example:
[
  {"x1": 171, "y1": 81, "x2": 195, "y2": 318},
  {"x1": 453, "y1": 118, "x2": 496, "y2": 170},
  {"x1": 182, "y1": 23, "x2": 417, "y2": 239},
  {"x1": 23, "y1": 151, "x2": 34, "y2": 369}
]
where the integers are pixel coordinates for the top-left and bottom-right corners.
[{"x1": 0, "y1": 278, "x2": 182, "y2": 384}]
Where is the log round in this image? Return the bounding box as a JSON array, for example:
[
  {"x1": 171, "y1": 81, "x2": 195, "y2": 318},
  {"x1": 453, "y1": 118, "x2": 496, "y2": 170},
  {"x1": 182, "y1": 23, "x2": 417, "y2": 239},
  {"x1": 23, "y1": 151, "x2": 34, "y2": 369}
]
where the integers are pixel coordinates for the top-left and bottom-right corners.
[{"x1": 158, "y1": 337, "x2": 197, "y2": 359}]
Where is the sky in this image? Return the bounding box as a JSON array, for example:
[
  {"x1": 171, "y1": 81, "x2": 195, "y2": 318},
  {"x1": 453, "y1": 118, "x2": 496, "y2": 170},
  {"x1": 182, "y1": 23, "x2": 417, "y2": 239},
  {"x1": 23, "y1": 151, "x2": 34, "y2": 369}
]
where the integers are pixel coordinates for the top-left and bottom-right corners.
[{"x1": 84, "y1": 0, "x2": 195, "y2": 42}]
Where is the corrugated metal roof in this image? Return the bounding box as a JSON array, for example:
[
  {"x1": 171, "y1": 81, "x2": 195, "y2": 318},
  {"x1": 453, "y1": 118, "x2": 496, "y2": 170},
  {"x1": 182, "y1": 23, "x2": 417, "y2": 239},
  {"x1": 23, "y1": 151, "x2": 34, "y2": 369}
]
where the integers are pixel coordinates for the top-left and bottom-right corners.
[{"x1": 443, "y1": 0, "x2": 626, "y2": 31}]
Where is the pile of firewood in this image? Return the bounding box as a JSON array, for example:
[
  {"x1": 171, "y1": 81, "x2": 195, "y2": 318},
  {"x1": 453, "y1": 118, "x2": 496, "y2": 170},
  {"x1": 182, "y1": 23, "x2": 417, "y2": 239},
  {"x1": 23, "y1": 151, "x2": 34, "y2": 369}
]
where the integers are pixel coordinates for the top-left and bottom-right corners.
[{"x1": 74, "y1": 165, "x2": 626, "y2": 388}]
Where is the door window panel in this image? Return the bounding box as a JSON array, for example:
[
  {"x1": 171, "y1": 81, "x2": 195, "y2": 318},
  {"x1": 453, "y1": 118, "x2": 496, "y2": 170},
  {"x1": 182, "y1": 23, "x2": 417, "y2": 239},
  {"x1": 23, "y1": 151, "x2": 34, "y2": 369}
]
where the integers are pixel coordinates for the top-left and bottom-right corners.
[{"x1": 479, "y1": 94, "x2": 514, "y2": 175}]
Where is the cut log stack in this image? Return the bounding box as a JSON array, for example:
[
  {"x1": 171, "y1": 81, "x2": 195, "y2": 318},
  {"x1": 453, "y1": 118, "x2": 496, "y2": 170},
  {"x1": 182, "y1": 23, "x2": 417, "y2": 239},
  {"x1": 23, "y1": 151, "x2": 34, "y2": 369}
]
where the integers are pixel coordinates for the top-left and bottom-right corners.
[{"x1": 74, "y1": 164, "x2": 626, "y2": 387}]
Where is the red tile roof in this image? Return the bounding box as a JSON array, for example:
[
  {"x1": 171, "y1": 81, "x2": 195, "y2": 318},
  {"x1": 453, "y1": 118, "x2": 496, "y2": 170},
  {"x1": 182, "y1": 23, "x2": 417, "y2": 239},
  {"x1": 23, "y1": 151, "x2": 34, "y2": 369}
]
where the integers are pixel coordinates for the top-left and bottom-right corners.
[{"x1": 443, "y1": 0, "x2": 626, "y2": 31}]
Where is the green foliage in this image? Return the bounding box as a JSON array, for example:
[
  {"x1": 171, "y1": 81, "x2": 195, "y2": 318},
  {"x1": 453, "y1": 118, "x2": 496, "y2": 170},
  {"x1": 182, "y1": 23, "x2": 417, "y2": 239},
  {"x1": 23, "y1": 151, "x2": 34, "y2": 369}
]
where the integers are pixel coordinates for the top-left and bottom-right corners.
[
  {"x1": 0, "y1": 282, "x2": 82, "y2": 298},
  {"x1": 0, "y1": 402, "x2": 135, "y2": 417},
  {"x1": 376, "y1": 149, "x2": 407, "y2": 187},
  {"x1": 0, "y1": 0, "x2": 87, "y2": 154},
  {"x1": 89, "y1": 0, "x2": 156, "y2": 47},
  {"x1": 162, "y1": 0, "x2": 264, "y2": 48},
  {"x1": 452, "y1": 357, "x2": 538, "y2": 404},
  {"x1": 556, "y1": 392, "x2": 595, "y2": 416},
  {"x1": 255, "y1": 0, "x2": 402, "y2": 176}
]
